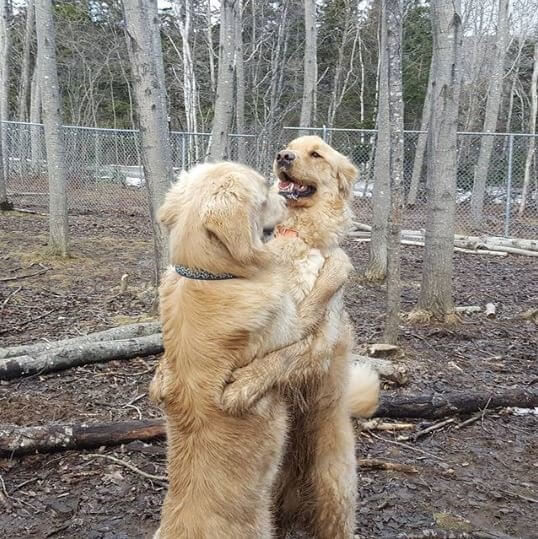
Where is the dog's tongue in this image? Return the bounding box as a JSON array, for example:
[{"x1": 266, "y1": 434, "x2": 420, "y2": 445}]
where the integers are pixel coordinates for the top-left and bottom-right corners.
[{"x1": 278, "y1": 180, "x2": 294, "y2": 192}]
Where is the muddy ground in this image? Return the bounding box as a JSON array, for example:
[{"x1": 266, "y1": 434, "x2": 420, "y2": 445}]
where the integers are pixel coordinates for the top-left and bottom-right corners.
[{"x1": 0, "y1": 209, "x2": 536, "y2": 539}]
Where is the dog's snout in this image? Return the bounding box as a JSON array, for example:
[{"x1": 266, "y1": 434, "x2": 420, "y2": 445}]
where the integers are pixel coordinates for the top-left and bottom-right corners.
[{"x1": 276, "y1": 150, "x2": 296, "y2": 166}]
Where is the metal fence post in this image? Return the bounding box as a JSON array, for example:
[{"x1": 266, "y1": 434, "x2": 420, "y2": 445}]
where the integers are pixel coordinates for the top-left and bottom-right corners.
[
  {"x1": 181, "y1": 134, "x2": 186, "y2": 170},
  {"x1": 322, "y1": 125, "x2": 327, "y2": 142},
  {"x1": 504, "y1": 134, "x2": 514, "y2": 237}
]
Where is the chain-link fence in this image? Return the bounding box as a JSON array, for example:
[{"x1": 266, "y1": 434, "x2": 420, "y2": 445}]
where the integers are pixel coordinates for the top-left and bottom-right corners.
[{"x1": 2, "y1": 121, "x2": 537, "y2": 239}]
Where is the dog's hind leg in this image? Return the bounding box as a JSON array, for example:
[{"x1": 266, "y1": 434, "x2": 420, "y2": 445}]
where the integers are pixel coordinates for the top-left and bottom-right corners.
[{"x1": 308, "y1": 406, "x2": 357, "y2": 539}]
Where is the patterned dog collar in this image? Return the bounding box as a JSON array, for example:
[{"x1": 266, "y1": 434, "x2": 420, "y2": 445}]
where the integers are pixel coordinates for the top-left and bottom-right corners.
[{"x1": 175, "y1": 265, "x2": 237, "y2": 281}]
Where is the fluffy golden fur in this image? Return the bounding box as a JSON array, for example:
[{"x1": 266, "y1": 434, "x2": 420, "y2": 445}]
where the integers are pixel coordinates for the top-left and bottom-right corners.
[
  {"x1": 150, "y1": 161, "x2": 352, "y2": 538},
  {"x1": 223, "y1": 136, "x2": 380, "y2": 538}
]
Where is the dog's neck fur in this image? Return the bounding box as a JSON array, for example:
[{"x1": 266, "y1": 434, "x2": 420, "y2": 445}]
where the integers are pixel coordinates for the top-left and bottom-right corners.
[{"x1": 284, "y1": 196, "x2": 352, "y2": 252}]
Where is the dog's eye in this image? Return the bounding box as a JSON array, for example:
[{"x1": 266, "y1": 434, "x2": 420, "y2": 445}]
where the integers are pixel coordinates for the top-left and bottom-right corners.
[{"x1": 311, "y1": 151, "x2": 321, "y2": 158}]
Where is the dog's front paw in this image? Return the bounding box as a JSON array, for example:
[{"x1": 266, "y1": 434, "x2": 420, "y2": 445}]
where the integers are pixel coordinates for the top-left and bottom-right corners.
[{"x1": 220, "y1": 367, "x2": 266, "y2": 416}]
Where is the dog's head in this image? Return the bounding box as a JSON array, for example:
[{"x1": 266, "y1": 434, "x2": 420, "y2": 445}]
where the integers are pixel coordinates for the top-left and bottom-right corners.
[
  {"x1": 158, "y1": 162, "x2": 287, "y2": 278},
  {"x1": 272, "y1": 136, "x2": 357, "y2": 248},
  {"x1": 273, "y1": 136, "x2": 357, "y2": 209}
]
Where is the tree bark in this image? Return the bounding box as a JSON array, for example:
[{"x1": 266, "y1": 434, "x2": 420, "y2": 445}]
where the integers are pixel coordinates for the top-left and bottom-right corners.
[
  {"x1": 0, "y1": 334, "x2": 163, "y2": 380},
  {"x1": 365, "y1": 8, "x2": 390, "y2": 282},
  {"x1": 299, "y1": 0, "x2": 317, "y2": 133},
  {"x1": 519, "y1": 42, "x2": 538, "y2": 216},
  {"x1": 173, "y1": 0, "x2": 199, "y2": 160},
  {"x1": 0, "y1": 420, "x2": 166, "y2": 457},
  {"x1": 407, "y1": 59, "x2": 433, "y2": 206},
  {"x1": 234, "y1": 0, "x2": 247, "y2": 163},
  {"x1": 470, "y1": 0, "x2": 509, "y2": 227},
  {"x1": 0, "y1": 0, "x2": 10, "y2": 200},
  {"x1": 382, "y1": 0, "x2": 404, "y2": 345},
  {"x1": 208, "y1": 0, "x2": 237, "y2": 161},
  {"x1": 17, "y1": 0, "x2": 35, "y2": 123},
  {"x1": 35, "y1": 0, "x2": 69, "y2": 256},
  {"x1": 0, "y1": 322, "x2": 161, "y2": 360},
  {"x1": 415, "y1": 0, "x2": 463, "y2": 320},
  {"x1": 29, "y1": 59, "x2": 42, "y2": 171},
  {"x1": 376, "y1": 389, "x2": 538, "y2": 419},
  {"x1": 123, "y1": 0, "x2": 173, "y2": 284}
]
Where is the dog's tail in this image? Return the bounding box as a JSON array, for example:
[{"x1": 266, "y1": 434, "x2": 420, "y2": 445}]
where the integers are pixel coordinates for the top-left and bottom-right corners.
[{"x1": 347, "y1": 361, "x2": 380, "y2": 418}]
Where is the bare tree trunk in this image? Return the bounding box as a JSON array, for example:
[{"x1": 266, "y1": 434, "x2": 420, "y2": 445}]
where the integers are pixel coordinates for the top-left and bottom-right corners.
[
  {"x1": 17, "y1": 0, "x2": 35, "y2": 122},
  {"x1": 208, "y1": 0, "x2": 237, "y2": 161},
  {"x1": 407, "y1": 59, "x2": 433, "y2": 206},
  {"x1": 173, "y1": 0, "x2": 199, "y2": 161},
  {"x1": 413, "y1": 0, "x2": 463, "y2": 321},
  {"x1": 470, "y1": 0, "x2": 509, "y2": 227},
  {"x1": 383, "y1": 0, "x2": 404, "y2": 345},
  {"x1": 35, "y1": 0, "x2": 69, "y2": 256},
  {"x1": 0, "y1": 0, "x2": 10, "y2": 188},
  {"x1": 234, "y1": 0, "x2": 247, "y2": 163},
  {"x1": 299, "y1": 0, "x2": 317, "y2": 133},
  {"x1": 519, "y1": 42, "x2": 538, "y2": 216},
  {"x1": 365, "y1": 10, "x2": 390, "y2": 282},
  {"x1": 123, "y1": 0, "x2": 173, "y2": 283},
  {"x1": 206, "y1": 0, "x2": 216, "y2": 95},
  {"x1": 29, "y1": 59, "x2": 42, "y2": 171}
]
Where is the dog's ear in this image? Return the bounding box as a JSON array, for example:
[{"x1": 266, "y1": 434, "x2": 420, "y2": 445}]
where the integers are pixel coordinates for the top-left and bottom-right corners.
[
  {"x1": 337, "y1": 156, "x2": 358, "y2": 200},
  {"x1": 158, "y1": 181, "x2": 186, "y2": 230},
  {"x1": 202, "y1": 179, "x2": 268, "y2": 268}
]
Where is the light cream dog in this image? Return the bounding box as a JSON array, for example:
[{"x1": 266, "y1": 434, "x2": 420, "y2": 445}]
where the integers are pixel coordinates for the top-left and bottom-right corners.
[
  {"x1": 150, "y1": 161, "x2": 352, "y2": 538},
  {"x1": 222, "y1": 136, "x2": 380, "y2": 538}
]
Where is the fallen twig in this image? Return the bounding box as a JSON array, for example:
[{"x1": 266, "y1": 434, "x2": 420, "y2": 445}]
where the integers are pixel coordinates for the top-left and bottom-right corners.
[
  {"x1": 0, "y1": 266, "x2": 49, "y2": 282},
  {"x1": 358, "y1": 458, "x2": 418, "y2": 474},
  {"x1": 361, "y1": 419, "x2": 415, "y2": 431},
  {"x1": 397, "y1": 417, "x2": 457, "y2": 442},
  {"x1": 85, "y1": 453, "x2": 166, "y2": 483},
  {"x1": 1, "y1": 286, "x2": 22, "y2": 310}
]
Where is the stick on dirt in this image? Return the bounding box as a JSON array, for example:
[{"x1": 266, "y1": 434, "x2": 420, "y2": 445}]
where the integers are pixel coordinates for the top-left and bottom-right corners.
[
  {"x1": 0, "y1": 321, "x2": 161, "y2": 360},
  {"x1": 376, "y1": 390, "x2": 538, "y2": 419},
  {"x1": 0, "y1": 420, "x2": 166, "y2": 457},
  {"x1": 0, "y1": 333, "x2": 163, "y2": 380},
  {"x1": 358, "y1": 458, "x2": 419, "y2": 474}
]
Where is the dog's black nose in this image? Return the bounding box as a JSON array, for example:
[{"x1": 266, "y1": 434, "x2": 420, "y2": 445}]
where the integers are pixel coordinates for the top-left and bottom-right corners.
[{"x1": 276, "y1": 151, "x2": 296, "y2": 166}]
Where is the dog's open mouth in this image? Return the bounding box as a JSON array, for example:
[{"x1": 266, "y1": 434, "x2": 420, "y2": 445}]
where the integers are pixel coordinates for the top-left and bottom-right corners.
[{"x1": 277, "y1": 173, "x2": 316, "y2": 200}]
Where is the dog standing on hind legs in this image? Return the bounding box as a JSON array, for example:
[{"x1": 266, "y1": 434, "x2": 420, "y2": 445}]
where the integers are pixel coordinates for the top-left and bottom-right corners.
[{"x1": 223, "y1": 136, "x2": 380, "y2": 538}]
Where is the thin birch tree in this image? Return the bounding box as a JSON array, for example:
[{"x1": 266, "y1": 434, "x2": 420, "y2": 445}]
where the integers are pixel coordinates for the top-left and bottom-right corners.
[
  {"x1": 234, "y1": 0, "x2": 247, "y2": 163},
  {"x1": 470, "y1": 0, "x2": 510, "y2": 227},
  {"x1": 35, "y1": 0, "x2": 69, "y2": 256},
  {"x1": 123, "y1": 0, "x2": 174, "y2": 283},
  {"x1": 299, "y1": 0, "x2": 317, "y2": 133},
  {"x1": 0, "y1": 0, "x2": 10, "y2": 190},
  {"x1": 519, "y1": 42, "x2": 538, "y2": 216},
  {"x1": 365, "y1": 9, "x2": 390, "y2": 282},
  {"x1": 407, "y1": 59, "x2": 433, "y2": 206},
  {"x1": 383, "y1": 0, "x2": 404, "y2": 345},
  {"x1": 18, "y1": 0, "x2": 35, "y2": 123},
  {"x1": 411, "y1": 0, "x2": 463, "y2": 322},
  {"x1": 208, "y1": 0, "x2": 237, "y2": 161}
]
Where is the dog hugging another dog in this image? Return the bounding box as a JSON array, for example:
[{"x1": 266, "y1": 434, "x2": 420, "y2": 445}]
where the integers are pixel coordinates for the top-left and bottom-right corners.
[{"x1": 148, "y1": 136, "x2": 380, "y2": 539}]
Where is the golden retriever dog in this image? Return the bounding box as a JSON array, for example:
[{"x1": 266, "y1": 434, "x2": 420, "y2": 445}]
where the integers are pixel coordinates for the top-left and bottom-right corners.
[
  {"x1": 222, "y1": 136, "x2": 380, "y2": 538},
  {"x1": 150, "y1": 161, "x2": 352, "y2": 539}
]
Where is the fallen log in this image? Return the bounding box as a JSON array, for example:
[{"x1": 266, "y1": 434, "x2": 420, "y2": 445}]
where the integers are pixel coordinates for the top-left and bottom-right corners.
[
  {"x1": 3, "y1": 390, "x2": 537, "y2": 455},
  {"x1": 352, "y1": 354, "x2": 408, "y2": 385},
  {"x1": 0, "y1": 419, "x2": 166, "y2": 457},
  {"x1": 376, "y1": 389, "x2": 538, "y2": 419},
  {"x1": 454, "y1": 305, "x2": 482, "y2": 314},
  {"x1": 0, "y1": 334, "x2": 163, "y2": 380},
  {"x1": 0, "y1": 321, "x2": 161, "y2": 360}
]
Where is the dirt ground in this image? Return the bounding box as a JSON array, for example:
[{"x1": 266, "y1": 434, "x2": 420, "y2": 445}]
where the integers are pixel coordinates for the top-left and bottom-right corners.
[{"x1": 0, "y1": 209, "x2": 536, "y2": 539}]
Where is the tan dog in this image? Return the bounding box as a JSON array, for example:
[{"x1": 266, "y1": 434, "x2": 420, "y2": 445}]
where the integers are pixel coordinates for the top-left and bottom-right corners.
[
  {"x1": 222, "y1": 137, "x2": 380, "y2": 538},
  {"x1": 150, "y1": 161, "x2": 352, "y2": 539}
]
